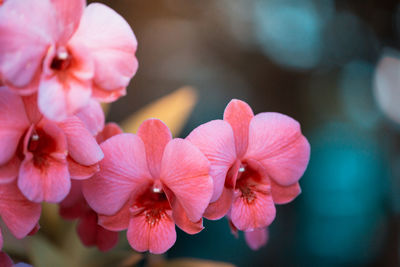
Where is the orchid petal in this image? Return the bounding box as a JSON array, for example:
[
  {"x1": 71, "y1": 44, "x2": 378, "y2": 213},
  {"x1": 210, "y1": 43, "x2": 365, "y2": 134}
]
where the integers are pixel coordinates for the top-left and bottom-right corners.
[
  {"x1": 70, "y1": 3, "x2": 138, "y2": 92},
  {"x1": 137, "y1": 119, "x2": 172, "y2": 178},
  {"x1": 18, "y1": 155, "x2": 70, "y2": 203},
  {"x1": 77, "y1": 210, "x2": 119, "y2": 251},
  {"x1": 76, "y1": 99, "x2": 105, "y2": 136},
  {"x1": 38, "y1": 75, "x2": 91, "y2": 121},
  {"x1": 127, "y1": 211, "x2": 176, "y2": 254},
  {"x1": 244, "y1": 227, "x2": 268, "y2": 250},
  {"x1": 0, "y1": 182, "x2": 41, "y2": 238},
  {"x1": 58, "y1": 116, "x2": 103, "y2": 166},
  {"x1": 223, "y1": 99, "x2": 254, "y2": 158},
  {"x1": 160, "y1": 139, "x2": 213, "y2": 222},
  {"x1": 230, "y1": 184, "x2": 275, "y2": 231},
  {"x1": 204, "y1": 187, "x2": 234, "y2": 220},
  {"x1": 68, "y1": 157, "x2": 99, "y2": 180},
  {"x1": 0, "y1": 0, "x2": 55, "y2": 87},
  {"x1": 187, "y1": 120, "x2": 236, "y2": 202},
  {"x1": 271, "y1": 180, "x2": 301, "y2": 204},
  {"x1": 246, "y1": 112, "x2": 310, "y2": 186},
  {"x1": 83, "y1": 134, "x2": 152, "y2": 215},
  {"x1": 98, "y1": 200, "x2": 130, "y2": 231},
  {"x1": 164, "y1": 187, "x2": 203, "y2": 234},
  {"x1": 0, "y1": 88, "x2": 29, "y2": 165},
  {"x1": 0, "y1": 156, "x2": 20, "y2": 184},
  {"x1": 96, "y1": 123, "x2": 123, "y2": 144},
  {"x1": 51, "y1": 0, "x2": 85, "y2": 44}
]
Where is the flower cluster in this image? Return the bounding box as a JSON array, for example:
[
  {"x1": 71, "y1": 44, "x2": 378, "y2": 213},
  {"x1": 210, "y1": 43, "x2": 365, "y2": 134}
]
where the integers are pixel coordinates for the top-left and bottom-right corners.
[{"x1": 0, "y1": 0, "x2": 310, "y2": 262}]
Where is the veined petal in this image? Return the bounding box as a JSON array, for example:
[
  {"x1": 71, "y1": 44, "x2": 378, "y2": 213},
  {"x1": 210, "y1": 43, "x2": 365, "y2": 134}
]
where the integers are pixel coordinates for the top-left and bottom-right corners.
[
  {"x1": 51, "y1": 0, "x2": 85, "y2": 44},
  {"x1": 0, "y1": 0, "x2": 55, "y2": 87},
  {"x1": 164, "y1": 187, "x2": 203, "y2": 234},
  {"x1": 18, "y1": 154, "x2": 70, "y2": 203},
  {"x1": 22, "y1": 94, "x2": 42, "y2": 125},
  {"x1": 127, "y1": 210, "x2": 176, "y2": 254},
  {"x1": 230, "y1": 184, "x2": 275, "y2": 231},
  {"x1": 270, "y1": 180, "x2": 301, "y2": 205},
  {"x1": 223, "y1": 99, "x2": 254, "y2": 158},
  {"x1": 0, "y1": 88, "x2": 29, "y2": 165},
  {"x1": 59, "y1": 180, "x2": 87, "y2": 219},
  {"x1": 0, "y1": 156, "x2": 20, "y2": 184},
  {"x1": 77, "y1": 210, "x2": 119, "y2": 251},
  {"x1": 0, "y1": 182, "x2": 41, "y2": 239},
  {"x1": 92, "y1": 84, "x2": 126, "y2": 103},
  {"x1": 58, "y1": 116, "x2": 103, "y2": 166},
  {"x1": 246, "y1": 113, "x2": 310, "y2": 186},
  {"x1": 82, "y1": 134, "x2": 152, "y2": 215},
  {"x1": 76, "y1": 99, "x2": 105, "y2": 136},
  {"x1": 77, "y1": 211, "x2": 98, "y2": 247},
  {"x1": 160, "y1": 139, "x2": 213, "y2": 223},
  {"x1": 244, "y1": 227, "x2": 268, "y2": 250},
  {"x1": 203, "y1": 187, "x2": 234, "y2": 220},
  {"x1": 137, "y1": 119, "x2": 172, "y2": 178},
  {"x1": 70, "y1": 3, "x2": 138, "y2": 92},
  {"x1": 68, "y1": 157, "x2": 99, "y2": 180},
  {"x1": 96, "y1": 123, "x2": 123, "y2": 144},
  {"x1": 187, "y1": 120, "x2": 236, "y2": 202},
  {"x1": 96, "y1": 225, "x2": 119, "y2": 252},
  {"x1": 38, "y1": 75, "x2": 91, "y2": 122},
  {"x1": 98, "y1": 200, "x2": 130, "y2": 231}
]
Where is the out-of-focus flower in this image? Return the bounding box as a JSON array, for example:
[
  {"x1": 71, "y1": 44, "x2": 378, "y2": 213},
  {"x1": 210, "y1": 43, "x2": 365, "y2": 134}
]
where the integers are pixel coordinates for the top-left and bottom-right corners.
[
  {"x1": 0, "y1": 87, "x2": 103, "y2": 202},
  {"x1": 0, "y1": 251, "x2": 33, "y2": 266},
  {"x1": 187, "y1": 99, "x2": 310, "y2": 231},
  {"x1": 59, "y1": 123, "x2": 122, "y2": 251},
  {"x1": 228, "y1": 220, "x2": 268, "y2": 250},
  {"x1": 373, "y1": 52, "x2": 400, "y2": 125},
  {"x1": 0, "y1": 181, "x2": 41, "y2": 251},
  {"x1": 0, "y1": 252, "x2": 13, "y2": 267},
  {"x1": 0, "y1": 0, "x2": 138, "y2": 121},
  {"x1": 83, "y1": 119, "x2": 213, "y2": 254},
  {"x1": 244, "y1": 227, "x2": 268, "y2": 250},
  {"x1": 60, "y1": 180, "x2": 119, "y2": 252}
]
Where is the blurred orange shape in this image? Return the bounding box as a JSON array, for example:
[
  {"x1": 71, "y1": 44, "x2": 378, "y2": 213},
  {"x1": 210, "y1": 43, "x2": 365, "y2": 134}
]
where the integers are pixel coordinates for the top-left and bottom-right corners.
[
  {"x1": 101, "y1": 103, "x2": 110, "y2": 116},
  {"x1": 121, "y1": 86, "x2": 198, "y2": 136}
]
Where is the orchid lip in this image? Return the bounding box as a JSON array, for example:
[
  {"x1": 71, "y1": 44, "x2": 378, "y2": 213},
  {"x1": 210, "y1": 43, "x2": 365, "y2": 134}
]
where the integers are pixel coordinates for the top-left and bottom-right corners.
[{"x1": 50, "y1": 48, "x2": 71, "y2": 71}]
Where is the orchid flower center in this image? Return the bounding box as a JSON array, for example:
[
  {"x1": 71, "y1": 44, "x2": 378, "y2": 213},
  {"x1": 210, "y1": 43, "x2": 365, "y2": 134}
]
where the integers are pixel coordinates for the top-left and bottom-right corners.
[
  {"x1": 235, "y1": 162, "x2": 262, "y2": 204},
  {"x1": 27, "y1": 128, "x2": 57, "y2": 168},
  {"x1": 134, "y1": 181, "x2": 171, "y2": 226},
  {"x1": 50, "y1": 49, "x2": 71, "y2": 71}
]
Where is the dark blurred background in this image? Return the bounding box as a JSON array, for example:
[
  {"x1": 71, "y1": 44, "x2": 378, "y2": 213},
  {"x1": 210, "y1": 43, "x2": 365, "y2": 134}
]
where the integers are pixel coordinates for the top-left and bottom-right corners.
[{"x1": 89, "y1": 1, "x2": 400, "y2": 266}]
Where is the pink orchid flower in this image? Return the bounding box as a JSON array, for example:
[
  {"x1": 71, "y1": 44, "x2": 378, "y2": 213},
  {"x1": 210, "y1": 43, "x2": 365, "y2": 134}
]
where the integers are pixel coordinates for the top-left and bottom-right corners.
[
  {"x1": 0, "y1": 181, "x2": 41, "y2": 252},
  {"x1": 187, "y1": 99, "x2": 310, "y2": 231},
  {"x1": 59, "y1": 123, "x2": 123, "y2": 251},
  {"x1": 0, "y1": 87, "x2": 103, "y2": 203},
  {"x1": 0, "y1": 0, "x2": 138, "y2": 121},
  {"x1": 83, "y1": 119, "x2": 213, "y2": 254}
]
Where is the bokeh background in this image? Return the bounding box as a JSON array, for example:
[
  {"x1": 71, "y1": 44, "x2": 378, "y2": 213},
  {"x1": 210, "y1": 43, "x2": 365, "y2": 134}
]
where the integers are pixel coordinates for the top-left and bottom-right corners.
[{"x1": 93, "y1": 0, "x2": 399, "y2": 266}]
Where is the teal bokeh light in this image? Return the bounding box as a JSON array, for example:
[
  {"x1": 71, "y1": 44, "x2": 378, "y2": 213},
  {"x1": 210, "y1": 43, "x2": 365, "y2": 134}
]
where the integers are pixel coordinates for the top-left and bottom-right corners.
[
  {"x1": 254, "y1": 0, "x2": 333, "y2": 69},
  {"x1": 299, "y1": 123, "x2": 389, "y2": 265}
]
